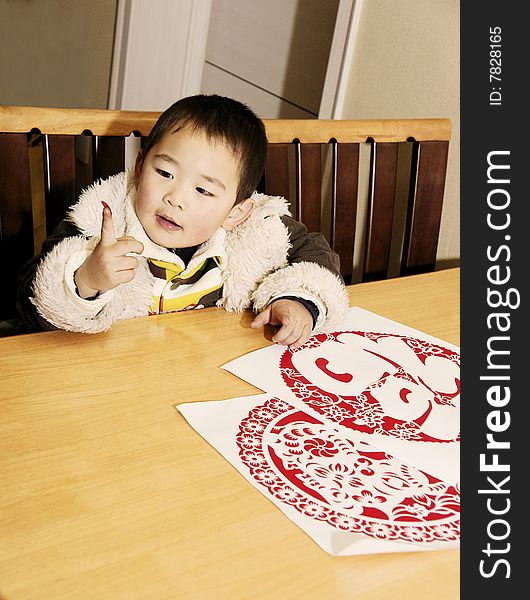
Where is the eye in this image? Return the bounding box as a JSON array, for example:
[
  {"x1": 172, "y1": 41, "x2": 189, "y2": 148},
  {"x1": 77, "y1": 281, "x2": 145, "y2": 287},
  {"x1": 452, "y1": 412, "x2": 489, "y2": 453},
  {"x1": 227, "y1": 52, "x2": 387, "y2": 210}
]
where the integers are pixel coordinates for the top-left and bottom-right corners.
[
  {"x1": 196, "y1": 187, "x2": 214, "y2": 197},
  {"x1": 156, "y1": 168, "x2": 173, "y2": 179}
]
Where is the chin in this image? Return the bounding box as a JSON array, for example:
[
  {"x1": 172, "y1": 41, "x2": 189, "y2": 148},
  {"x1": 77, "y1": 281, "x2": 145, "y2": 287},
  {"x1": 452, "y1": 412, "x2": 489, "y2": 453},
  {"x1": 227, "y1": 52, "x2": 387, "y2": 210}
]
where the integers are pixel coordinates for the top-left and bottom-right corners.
[{"x1": 144, "y1": 229, "x2": 173, "y2": 248}]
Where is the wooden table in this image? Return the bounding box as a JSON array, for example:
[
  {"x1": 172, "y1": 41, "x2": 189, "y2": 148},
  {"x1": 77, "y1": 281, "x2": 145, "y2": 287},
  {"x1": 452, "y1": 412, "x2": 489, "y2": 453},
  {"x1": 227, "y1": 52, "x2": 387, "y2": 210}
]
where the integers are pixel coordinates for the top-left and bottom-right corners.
[{"x1": 0, "y1": 268, "x2": 460, "y2": 600}]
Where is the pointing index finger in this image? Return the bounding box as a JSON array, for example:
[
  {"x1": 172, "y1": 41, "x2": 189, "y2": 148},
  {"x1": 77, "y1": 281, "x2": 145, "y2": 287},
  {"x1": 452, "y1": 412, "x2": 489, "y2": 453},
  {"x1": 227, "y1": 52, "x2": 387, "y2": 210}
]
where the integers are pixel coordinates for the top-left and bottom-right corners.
[{"x1": 100, "y1": 201, "x2": 117, "y2": 246}]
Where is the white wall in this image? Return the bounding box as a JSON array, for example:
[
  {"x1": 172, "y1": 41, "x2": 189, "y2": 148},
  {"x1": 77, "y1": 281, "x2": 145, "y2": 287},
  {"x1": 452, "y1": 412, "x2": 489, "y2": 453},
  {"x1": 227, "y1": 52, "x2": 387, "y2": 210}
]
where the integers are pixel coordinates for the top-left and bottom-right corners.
[
  {"x1": 330, "y1": 0, "x2": 460, "y2": 266},
  {"x1": 201, "y1": 0, "x2": 339, "y2": 118},
  {"x1": 0, "y1": 0, "x2": 117, "y2": 108}
]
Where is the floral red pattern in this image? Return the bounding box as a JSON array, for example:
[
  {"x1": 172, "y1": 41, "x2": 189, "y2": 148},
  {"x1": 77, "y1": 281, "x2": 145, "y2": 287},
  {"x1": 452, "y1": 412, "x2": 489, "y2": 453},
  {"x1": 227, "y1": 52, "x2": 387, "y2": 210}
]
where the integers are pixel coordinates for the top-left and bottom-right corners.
[
  {"x1": 237, "y1": 397, "x2": 460, "y2": 545},
  {"x1": 280, "y1": 331, "x2": 460, "y2": 443}
]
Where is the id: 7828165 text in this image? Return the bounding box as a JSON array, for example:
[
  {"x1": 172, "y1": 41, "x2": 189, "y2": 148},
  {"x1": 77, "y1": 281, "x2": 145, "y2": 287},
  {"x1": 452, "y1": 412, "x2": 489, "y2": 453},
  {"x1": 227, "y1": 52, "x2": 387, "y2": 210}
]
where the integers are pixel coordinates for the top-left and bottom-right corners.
[{"x1": 489, "y1": 26, "x2": 502, "y2": 106}]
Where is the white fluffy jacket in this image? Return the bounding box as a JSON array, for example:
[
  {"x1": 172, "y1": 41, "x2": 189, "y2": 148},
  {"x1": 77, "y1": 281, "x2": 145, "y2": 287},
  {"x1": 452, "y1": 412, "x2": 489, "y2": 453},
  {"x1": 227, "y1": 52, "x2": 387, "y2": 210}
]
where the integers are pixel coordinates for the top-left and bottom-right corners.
[{"x1": 30, "y1": 171, "x2": 349, "y2": 333}]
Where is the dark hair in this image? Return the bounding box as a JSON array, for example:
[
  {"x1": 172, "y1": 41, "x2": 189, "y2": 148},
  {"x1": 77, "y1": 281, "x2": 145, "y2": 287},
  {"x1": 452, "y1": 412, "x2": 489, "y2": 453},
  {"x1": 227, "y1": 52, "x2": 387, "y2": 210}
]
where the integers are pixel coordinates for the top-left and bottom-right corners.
[{"x1": 141, "y1": 94, "x2": 267, "y2": 202}]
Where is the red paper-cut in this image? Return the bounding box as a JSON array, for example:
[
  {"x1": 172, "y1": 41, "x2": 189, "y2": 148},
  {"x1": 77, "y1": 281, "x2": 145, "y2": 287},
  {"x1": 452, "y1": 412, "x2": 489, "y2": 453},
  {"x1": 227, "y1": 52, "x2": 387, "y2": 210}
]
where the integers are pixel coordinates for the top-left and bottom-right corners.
[
  {"x1": 280, "y1": 331, "x2": 460, "y2": 443},
  {"x1": 237, "y1": 398, "x2": 460, "y2": 545}
]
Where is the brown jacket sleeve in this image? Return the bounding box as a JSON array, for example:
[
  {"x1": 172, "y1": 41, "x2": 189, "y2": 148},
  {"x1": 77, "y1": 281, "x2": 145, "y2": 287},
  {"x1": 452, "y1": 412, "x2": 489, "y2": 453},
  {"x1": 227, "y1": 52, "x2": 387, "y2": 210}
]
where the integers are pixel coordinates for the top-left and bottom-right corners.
[{"x1": 281, "y1": 215, "x2": 343, "y2": 280}]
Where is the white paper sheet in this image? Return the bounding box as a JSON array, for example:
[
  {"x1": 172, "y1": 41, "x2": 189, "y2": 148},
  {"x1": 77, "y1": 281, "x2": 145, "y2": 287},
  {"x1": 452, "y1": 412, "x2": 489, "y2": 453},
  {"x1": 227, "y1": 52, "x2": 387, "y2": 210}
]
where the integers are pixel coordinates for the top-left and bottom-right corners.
[
  {"x1": 176, "y1": 307, "x2": 460, "y2": 556},
  {"x1": 222, "y1": 307, "x2": 460, "y2": 484},
  {"x1": 177, "y1": 393, "x2": 460, "y2": 556}
]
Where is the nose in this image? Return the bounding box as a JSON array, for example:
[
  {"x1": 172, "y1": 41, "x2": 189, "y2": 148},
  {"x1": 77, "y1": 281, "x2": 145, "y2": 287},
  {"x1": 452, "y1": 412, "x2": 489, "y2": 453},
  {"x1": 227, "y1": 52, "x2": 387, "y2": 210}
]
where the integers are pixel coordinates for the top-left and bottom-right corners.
[{"x1": 163, "y1": 189, "x2": 186, "y2": 210}]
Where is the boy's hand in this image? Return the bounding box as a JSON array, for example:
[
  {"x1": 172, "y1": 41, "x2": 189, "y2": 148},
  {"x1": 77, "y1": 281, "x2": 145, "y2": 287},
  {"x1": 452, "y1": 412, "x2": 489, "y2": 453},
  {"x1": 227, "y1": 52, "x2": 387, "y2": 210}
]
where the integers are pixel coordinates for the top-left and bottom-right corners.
[
  {"x1": 74, "y1": 202, "x2": 144, "y2": 299},
  {"x1": 250, "y1": 298, "x2": 313, "y2": 349}
]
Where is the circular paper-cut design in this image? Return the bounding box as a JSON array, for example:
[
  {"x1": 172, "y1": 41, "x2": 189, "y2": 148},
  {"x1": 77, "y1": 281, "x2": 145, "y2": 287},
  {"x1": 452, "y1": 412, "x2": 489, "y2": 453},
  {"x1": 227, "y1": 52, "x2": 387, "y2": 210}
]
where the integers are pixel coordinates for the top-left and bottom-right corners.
[
  {"x1": 237, "y1": 397, "x2": 460, "y2": 544},
  {"x1": 280, "y1": 331, "x2": 460, "y2": 443}
]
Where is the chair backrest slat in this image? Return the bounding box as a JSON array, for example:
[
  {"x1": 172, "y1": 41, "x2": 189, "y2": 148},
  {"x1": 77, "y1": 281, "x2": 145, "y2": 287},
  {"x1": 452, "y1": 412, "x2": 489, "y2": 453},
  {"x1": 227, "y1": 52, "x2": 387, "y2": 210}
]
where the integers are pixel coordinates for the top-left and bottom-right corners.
[
  {"x1": 331, "y1": 142, "x2": 359, "y2": 285},
  {"x1": 264, "y1": 143, "x2": 290, "y2": 200},
  {"x1": 94, "y1": 136, "x2": 126, "y2": 181},
  {"x1": 296, "y1": 142, "x2": 321, "y2": 233},
  {"x1": 0, "y1": 106, "x2": 453, "y2": 324},
  {"x1": 0, "y1": 133, "x2": 34, "y2": 319},
  {"x1": 364, "y1": 141, "x2": 399, "y2": 281},
  {"x1": 401, "y1": 140, "x2": 449, "y2": 275},
  {"x1": 43, "y1": 134, "x2": 77, "y2": 235}
]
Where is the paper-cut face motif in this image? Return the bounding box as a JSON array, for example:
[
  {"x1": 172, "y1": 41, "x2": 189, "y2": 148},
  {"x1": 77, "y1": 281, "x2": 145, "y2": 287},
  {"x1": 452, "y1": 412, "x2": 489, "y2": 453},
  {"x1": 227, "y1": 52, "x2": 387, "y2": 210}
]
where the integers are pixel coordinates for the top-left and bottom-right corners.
[
  {"x1": 237, "y1": 397, "x2": 460, "y2": 545},
  {"x1": 280, "y1": 331, "x2": 460, "y2": 443}
]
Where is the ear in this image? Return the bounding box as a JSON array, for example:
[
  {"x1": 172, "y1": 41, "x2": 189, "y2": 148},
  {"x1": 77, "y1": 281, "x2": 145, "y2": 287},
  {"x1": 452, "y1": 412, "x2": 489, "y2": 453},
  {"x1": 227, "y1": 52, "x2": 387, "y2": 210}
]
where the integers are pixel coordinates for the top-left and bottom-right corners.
[
  {"x1": 133, "y1": 151, "x2": 144, "y2": 184},
  {"x1": 222, "y1": 197, "x2": 256, "y2": 231}
]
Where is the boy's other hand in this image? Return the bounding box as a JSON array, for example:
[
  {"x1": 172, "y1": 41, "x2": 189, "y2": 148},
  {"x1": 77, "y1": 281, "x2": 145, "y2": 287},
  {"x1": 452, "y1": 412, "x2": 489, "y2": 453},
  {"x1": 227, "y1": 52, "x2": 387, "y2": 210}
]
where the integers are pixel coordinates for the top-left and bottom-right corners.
[
  {"x1": 250, "y1": 298, "x2": 313, "y2": 349},
  {"x1": 74, "y1": 202, "x2": 144, "y2": 299}
]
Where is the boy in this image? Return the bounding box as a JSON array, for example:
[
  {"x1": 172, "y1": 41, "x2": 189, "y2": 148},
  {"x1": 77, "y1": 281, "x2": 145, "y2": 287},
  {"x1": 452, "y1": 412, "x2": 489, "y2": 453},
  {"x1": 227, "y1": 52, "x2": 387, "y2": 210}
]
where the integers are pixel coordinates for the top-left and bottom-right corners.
[{"x1": 16, "y1": 94, "x2": 348, "y2": 348}]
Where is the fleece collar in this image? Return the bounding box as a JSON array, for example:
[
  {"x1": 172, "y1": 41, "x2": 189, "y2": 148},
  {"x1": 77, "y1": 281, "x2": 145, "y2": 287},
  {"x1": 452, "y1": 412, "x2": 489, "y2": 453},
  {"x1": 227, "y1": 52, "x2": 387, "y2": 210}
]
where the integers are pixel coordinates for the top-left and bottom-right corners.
[
  {"x1": 67, "y1": 170, "x2": 229, "y2": 269},
  {"x1": 67, "y1": 170, "x2": 293, "y2": 311}
]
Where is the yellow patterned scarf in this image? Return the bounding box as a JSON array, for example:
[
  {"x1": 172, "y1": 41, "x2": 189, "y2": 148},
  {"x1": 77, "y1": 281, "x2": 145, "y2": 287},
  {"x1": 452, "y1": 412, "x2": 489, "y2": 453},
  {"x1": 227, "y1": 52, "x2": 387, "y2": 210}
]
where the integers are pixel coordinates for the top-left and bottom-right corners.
[{"x1": 148, "y1": 255, "x2": 223, "y2": 314}]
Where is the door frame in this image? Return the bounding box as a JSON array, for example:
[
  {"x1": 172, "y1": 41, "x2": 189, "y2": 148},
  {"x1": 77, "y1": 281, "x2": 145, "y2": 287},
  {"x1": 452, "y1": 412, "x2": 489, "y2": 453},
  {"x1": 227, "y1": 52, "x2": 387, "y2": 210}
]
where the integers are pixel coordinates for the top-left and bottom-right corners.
[
  {"x1": 319, "y1": 0, "x2": 362, "y2": 118},
  {"x1": 108, "y1": 0, "x2": 212, "y2": 110}
]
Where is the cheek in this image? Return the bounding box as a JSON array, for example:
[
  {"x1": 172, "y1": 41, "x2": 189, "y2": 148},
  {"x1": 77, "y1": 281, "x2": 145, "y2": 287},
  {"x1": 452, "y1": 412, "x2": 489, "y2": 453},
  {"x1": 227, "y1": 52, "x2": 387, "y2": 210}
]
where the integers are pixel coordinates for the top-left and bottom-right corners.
[
  {"x1": 191, "y1": 202, "x2": 231, "y2": 230},
  {"x1": 135, "y1": 183, "x2": 155, "y2": 216}
]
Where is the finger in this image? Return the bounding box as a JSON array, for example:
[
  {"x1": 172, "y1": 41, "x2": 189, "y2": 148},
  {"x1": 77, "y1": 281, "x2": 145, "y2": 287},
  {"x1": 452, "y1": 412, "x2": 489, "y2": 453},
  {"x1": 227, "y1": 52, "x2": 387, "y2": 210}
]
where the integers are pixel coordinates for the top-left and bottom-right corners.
[
  {"x1": 99, "y1": 201, "x2": 117, "y2": 246},
  {"x1": 114, "y1": 255, "x2": 141, "y2": 272},
  {"x1": 115, "y1": 238, "x2": 144, "y2": 256},
  {"x1": 118, "y1": 235, "x2": 145, "y2": 254},
  {"x1": 277, "y1": 319, "x2": 312, "y2": 348},
  {"x1": 250, "y1": 307, "x2": 271, "y2": 329},
  {"x1": 112, "y1": 268, "x2": 138, "y2": 286},
  {"x1": 288, "y1": 323, "x2": 313, "y2": 350},
  {"x1": 271, "y1": 320, "x2": 296, "y2": 345}
]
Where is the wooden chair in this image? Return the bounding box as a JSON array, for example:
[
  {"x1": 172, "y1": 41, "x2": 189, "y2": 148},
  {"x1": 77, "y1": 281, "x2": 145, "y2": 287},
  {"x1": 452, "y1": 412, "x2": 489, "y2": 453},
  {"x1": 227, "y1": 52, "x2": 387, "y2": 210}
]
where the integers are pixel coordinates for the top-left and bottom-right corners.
[{"x1": 0, "y1": 105, "x2": 451, "y2": 324}]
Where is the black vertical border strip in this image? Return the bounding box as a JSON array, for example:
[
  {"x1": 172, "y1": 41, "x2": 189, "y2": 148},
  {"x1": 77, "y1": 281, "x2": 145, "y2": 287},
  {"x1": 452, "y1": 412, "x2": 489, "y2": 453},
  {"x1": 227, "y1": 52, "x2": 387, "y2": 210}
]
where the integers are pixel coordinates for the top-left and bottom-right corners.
[{"x1": 461, "y1": 3, "x2": 525, "y2": 597}]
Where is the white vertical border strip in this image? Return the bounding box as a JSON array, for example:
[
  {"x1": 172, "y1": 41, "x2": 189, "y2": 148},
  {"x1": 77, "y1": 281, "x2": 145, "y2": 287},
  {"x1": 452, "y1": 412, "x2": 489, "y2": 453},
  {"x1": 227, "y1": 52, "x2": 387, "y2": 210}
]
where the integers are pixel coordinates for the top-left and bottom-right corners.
[
  {"x1": 318, "y1": 0, "x2": 367, "y2": 282},
  {"x1": 181, "y1": 0, "x2": 213, "y2": 97},
  {"x1": 108, "y1": 0, "x2": 131, "y2": 109},
  {"x1": 319, "y1": 0, "x2": 364, "y2": 119},
  {"x1": 108, "y1": 0, "x2": 212, "y2": 111}
]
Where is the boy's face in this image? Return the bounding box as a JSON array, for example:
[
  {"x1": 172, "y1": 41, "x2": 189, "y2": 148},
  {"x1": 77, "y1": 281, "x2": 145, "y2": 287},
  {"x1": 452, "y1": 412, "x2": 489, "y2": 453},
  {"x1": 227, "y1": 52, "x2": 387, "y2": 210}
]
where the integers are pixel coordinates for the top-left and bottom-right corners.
[{"x1": 134, "y1": 128, "x2": 254, "y2": 249}]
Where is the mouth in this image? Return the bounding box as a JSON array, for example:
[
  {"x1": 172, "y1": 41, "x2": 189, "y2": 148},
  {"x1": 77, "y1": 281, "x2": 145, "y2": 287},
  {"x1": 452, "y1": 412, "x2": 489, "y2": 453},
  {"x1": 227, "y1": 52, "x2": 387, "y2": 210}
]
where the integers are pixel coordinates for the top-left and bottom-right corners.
[{"x1": 156, "y1": 214, "x2": 182, "y2": 232}]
